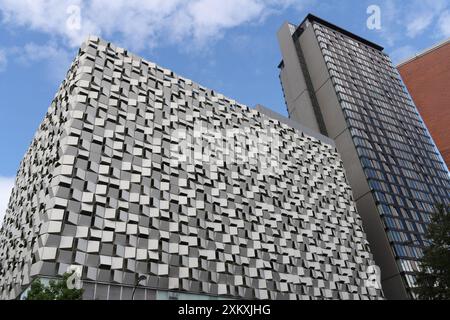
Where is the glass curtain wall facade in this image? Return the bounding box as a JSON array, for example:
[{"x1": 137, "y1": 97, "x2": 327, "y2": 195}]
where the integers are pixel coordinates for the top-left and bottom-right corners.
[
  {"x1": 313, "y1": 21, "x2": 449, "y2": 288},
  {"x1": 277, "y1": 14, "x2": 450, "y2": 299}
]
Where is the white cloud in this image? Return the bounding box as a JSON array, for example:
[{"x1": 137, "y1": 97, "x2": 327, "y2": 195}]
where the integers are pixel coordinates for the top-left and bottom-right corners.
[
  {"x1": 172, "y1": 0, "x2": 266, "y2": 44},
  {"x1": 0, "y1": 49, "x2": 7, "y2": 72},
  {"x1": 0, "y1": 0, "x2": 299, "y2": 50},
  {"x1": 404, "y1": 0, "x2": 447, "y2": 38},
  {"x1": 377, "y1": 0, "x2": 449, "y2": 45},
  {"x1": 17, "y1": 42, "x2": 69, "y2": 63},
  {"x1": 389, "y1": 45, "x2": 417, "y2": 65},
  {"x1": 11, "y1": 41, "x2": 75, "y2": 82},
  {"x1": 406, "y1": 13, "x2": 433, "y2": 38},
  {"x1": 377, "y1": 0, "x2": 401, "y2": 46},
  {"x1": 0, "y1": 177, "x2": 15, "y2": 228},
  {"x1": 438, "y1": 10, "x2": 450, "y2": 38}
]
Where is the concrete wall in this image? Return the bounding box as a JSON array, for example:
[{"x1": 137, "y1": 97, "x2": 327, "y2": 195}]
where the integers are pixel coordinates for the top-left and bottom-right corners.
[{"x1": 277, "y1": 23, "x2": 320, "y2": 133}]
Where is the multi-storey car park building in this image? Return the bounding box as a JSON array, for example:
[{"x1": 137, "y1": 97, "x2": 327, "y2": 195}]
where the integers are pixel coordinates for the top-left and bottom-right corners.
[
  {"x1": 277, "y1": 14, "x2": 450, "y2": 299},
  {"x1": 0, "y1": 36, "x2": 383, "y2": 300}
]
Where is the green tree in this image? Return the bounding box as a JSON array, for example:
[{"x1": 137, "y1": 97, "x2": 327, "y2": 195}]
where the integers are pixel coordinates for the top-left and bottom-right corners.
[
  {"x1": 25, "y1": 272, "x2": 84, "y2": 300},
  {"x1": 414, "y1": 204, "x2": 450, "y2": 300}
]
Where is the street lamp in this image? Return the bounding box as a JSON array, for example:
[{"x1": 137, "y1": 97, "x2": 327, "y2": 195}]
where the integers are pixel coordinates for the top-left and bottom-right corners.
[{"x1": 131, "y1": 275, "x2": 147, "y2": 300}]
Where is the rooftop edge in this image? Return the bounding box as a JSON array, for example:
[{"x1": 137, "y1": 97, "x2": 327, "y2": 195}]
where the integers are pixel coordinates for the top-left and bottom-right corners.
[
  {"x1": 255, "y1": 104, "x2": 336, "y2": 147},
  {"x1": 397, "y1": 37, "x2": 450, "y2": 68},
  {"x1": 80, "y1": 36, "x2": 335, "y2": 148},
  {"x1": 299, "y1": 13, "x2": 384, "y2": 51}
]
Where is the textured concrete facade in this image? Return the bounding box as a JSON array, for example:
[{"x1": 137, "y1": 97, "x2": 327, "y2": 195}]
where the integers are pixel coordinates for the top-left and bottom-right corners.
[
  {"x1": 398, "y1": 40, "x2": 450, "y2": 169},
  {"x1": 0, "y1": 36, "x2": 382, "y2": 300}
]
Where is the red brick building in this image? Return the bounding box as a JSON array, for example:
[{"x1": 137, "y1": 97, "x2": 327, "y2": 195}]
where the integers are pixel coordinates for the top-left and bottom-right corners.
[{"x1": 398, "y1": 39, "x2": 450, "y2": 169}]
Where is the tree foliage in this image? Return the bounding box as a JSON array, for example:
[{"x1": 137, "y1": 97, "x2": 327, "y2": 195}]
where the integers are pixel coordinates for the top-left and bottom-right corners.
[
  {"x1": 25, "y1": 272, "x2": 84, "y2": 300},
  {"x1": 414, "y1": 204, "x2": 450, "y2": 300}
]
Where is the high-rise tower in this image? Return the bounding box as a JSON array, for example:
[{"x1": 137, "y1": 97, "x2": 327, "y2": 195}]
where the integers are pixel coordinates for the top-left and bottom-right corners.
[{"x1": 277, "y1": 14, "x2": 450, "y2": 299}]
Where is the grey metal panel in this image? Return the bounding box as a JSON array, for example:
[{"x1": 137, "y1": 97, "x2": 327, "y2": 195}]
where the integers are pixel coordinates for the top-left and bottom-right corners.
[
  {"x1": 0, "y1": 36, "x2": 382, "y2": 300},
  {"x1": 255, "y1": 104, "x2": 335, "y2": 147}
]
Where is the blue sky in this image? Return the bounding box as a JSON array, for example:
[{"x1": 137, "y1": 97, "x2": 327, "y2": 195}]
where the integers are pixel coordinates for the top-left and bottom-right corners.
[{"x1": 0, "y1": 0, "x2": 449, "y2": 219}]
